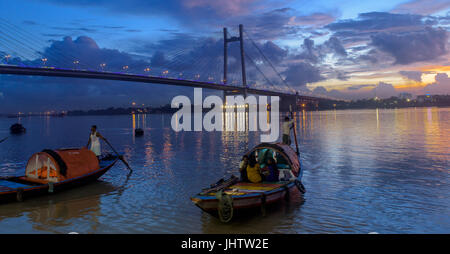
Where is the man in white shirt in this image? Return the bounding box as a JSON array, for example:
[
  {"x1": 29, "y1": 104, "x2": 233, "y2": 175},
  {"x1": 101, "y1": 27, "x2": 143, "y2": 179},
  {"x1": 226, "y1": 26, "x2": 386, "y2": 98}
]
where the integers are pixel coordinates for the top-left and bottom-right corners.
[
  {"x1": 282, "y1": 116, "x2": 294, "y2": 145},
  {"x1": 86, "y1": 125, "x2": 105, "y2": 158}
]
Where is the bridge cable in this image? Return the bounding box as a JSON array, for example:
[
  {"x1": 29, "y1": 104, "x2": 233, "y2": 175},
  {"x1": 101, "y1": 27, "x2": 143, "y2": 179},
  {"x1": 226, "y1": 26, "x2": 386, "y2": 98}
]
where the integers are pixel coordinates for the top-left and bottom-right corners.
[{"x1": 243, "y1": 31, "x2": 298, "y2": 94}]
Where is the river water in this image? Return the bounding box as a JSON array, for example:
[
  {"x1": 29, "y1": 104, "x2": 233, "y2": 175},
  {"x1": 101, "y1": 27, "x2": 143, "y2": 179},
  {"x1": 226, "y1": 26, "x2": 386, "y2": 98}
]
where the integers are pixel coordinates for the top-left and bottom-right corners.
[{"x1": 0, "y1": 107, "x2": 448, "y2": 233}]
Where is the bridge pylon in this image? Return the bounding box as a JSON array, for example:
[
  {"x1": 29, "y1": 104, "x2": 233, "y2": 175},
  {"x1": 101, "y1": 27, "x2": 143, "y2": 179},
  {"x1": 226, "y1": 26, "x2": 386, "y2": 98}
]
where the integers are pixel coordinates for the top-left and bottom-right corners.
[{"x1": 223, "y1": 24, "x2": 247, "y2": 99}]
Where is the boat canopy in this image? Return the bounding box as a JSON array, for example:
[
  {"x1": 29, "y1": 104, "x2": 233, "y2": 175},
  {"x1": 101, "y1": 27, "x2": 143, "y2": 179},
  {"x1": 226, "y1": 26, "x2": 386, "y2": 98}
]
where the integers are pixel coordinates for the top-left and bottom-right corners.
[
  {"x1": 245, "y1": 143, "x2": 300, "y2": 177},
  {"x1": 24, "y1": 148, "x2": 100, "y2": 183}
]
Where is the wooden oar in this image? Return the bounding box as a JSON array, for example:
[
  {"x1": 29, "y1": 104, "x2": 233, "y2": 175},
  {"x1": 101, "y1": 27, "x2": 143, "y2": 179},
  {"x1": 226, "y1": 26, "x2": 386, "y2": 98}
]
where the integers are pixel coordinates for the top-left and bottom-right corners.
[
  {"x1": 0, "y1": 136, "x2": 9, "y2": 143},
  {"x1": 289, "y1": 105, "x2": 300, "y2": 155},
  {"x1": 102, "y1": 138, "x2": 133, "y2": 171}
]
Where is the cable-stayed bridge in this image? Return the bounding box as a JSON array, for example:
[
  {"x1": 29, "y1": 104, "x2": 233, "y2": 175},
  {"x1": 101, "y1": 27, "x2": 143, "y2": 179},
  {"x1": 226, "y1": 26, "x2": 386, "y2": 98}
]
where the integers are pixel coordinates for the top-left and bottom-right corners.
[{"x1": 0, "y1": 20, "x2": 321, "y2": 110}]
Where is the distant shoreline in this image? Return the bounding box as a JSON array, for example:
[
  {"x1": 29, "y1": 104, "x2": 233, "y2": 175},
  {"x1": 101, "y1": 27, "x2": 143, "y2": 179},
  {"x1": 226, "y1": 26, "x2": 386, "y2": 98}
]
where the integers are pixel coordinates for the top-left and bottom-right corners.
[
  {"x1": 2, "y1": 105, "x2": 449, "y2": 118},
  {"x1": 2, "y1": 95, "x2": 449, "y2": 117}
]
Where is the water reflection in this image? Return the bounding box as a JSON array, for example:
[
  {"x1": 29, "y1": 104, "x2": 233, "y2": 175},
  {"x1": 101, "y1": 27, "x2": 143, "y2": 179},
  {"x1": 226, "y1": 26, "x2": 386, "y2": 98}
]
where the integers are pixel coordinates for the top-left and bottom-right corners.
[
  {"x1": 200, "y1": 192, "x2": 305, "y2": 233},
  {"x1": 0, "y1": 182, "x2": 116, "y2": 233},
  {"x1": 0, "y1": 108, "x2": 449, "y2": 233}
]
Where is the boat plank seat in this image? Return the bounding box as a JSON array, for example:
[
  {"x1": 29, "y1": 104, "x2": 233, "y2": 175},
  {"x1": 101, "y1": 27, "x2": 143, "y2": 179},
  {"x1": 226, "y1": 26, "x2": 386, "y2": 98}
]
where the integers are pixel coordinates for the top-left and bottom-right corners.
[
  {"x1": 229, "y1": 182, "x2": 283, "y2": 191},
  {"x1": 224, "y1": 182, "x2": 286, "y2": 194}
]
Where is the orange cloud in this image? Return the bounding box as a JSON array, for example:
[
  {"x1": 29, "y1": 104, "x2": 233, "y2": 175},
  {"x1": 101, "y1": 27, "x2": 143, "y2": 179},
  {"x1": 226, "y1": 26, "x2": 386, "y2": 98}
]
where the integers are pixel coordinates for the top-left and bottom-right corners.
[{"x1": 419, "y1": 65, "x2": 450, "y2": 73}]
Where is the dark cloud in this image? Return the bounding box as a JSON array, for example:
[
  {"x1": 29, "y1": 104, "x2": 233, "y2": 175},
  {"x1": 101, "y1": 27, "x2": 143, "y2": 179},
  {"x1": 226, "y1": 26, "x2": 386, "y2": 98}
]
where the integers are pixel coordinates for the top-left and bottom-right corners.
[
  {"x1": 23, "y1": 20, "x2": 37, "y2": 25},
  {"x1": 356, "y1": 49, "x2": 382, "y2": 64},
  {"x1": 0, "y1": 34, "x2": 294, "y2": 113},
  {"x1": 35, "y1": 36, "x2": 151, "y2": 71},
  {"x1": 296, "y1": 38, "x2": 318, "y2": 63},
  {"x1": 36, "y1": 0, "x2": 265, "y2": 27},
  {"x1": 282, "y1": 62, "x2": 325, "y2": 88},
  {"x1": 51, "y1": 26, "x2": 98, "y2": 33},
  {"x1": 0, "y1": 35, "x2": 205, "y2": 113},
  {"x1": 290, "y1": 12, "x2": 336, "y2": 27},
  {"x1": 326, "y1": 12, "x2": 425, "y2": 33},
  {"x1": 312, "y1": 86, "x2": 348, "y2": 99},
  {"x1": 399, "y1": 70, "x2": 423, "y2": 81},
  {"x1": 336, "y1": 71, "x2": 350, "y2": 81},
  {"x1": 371, "y1": 27, "x2": 448, "y2": 64},
  {"x1": 129, "y1": 33, "x2": 202, "y2": 55},
  {"x1": 312, "y1": 86, "x2": 327, "y2": 95},
  {"x1": 238, "y1": 8, "x2": 336, "y2": 41},
  {"x1": 324, "y1": 36, "x2": 347, "y2": 57},
  {"x1": 423, "y1": 73, "x2": 450, "y2": 94},
  {"x1": 392, "y1": 0, "x2": 450, "y2": 15},
  {"x1": 125, "y1": 29, "x2": 142, "y2": 33},
  {"x1": 150, "y1": 51, "x2": 169, "y2": 67},
  {"x1": 372, "y1": 82, "x2": 397, "y2": 98},
  {"x1": 258, "y1": 41, "x2": 288, "y2": 64},
  {"x1": 0, "y1": 74, "x2": 193, "y2": 113},
  {"x1": 347, "y1": 84, "x2": 373, "y2": 90},
  {"x1": 293, "y1": 36, "x2": 348, "y2": 66},
  {"x1": 325, "y1": 12, "x2": 433, "y2": 48},
  {"x1": 101, "y1": 26, "x2": 126, "y2": 29}
]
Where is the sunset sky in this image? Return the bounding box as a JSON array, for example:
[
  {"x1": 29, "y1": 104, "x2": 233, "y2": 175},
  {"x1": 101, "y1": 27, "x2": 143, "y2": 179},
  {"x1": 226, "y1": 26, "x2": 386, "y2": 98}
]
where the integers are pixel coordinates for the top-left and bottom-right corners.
[{"x1": 0, "y1": 0, "x2": 449, "y2": 112}]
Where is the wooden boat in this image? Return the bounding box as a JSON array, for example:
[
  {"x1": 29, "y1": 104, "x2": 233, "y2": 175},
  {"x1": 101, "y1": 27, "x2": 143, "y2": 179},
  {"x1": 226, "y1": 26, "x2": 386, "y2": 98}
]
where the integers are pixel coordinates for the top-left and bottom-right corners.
[
  {"x1": 135, "y1": 128, "x2": 144, "y2": 137},
  {"x1": 191, "y1": 143, "x2": 306, "y2": 222},
  {"x1": 0, "y1": 147, "x2": 118, "y2": 204},
  {"x1": 10, "y1": 123, "x2": 26, "y2": 134}
]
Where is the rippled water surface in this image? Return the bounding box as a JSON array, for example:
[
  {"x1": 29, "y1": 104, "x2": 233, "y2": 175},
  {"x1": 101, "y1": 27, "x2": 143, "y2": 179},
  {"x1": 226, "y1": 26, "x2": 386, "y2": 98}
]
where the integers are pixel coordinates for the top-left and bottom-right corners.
[{"x1": 0, "y1": 107, "x2": 448, "y2": 233}]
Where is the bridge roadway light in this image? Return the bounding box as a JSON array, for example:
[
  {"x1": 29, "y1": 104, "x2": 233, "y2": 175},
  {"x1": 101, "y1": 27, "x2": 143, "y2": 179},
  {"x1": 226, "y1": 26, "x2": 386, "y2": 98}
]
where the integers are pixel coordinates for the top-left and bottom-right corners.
[
  {"x1": 123, "y1": 65, "x2": 129, "y2": 72},
  {"x1": 4, "y1": 54, "x2": 11, "y2": 64},
  {"x1": 100, "y1": 63, "x2": 106, "y2": 71},
  {"x1": 73, "y1": 60, "x2": 79, "y2": 69},
  {"x1": 41, "y1": 58, "x2": 48, "y2": 66}
]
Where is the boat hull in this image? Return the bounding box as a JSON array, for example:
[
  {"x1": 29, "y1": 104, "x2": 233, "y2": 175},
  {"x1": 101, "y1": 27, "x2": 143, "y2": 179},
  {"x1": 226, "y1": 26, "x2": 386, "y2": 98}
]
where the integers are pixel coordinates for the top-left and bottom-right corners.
[
  {"x1": 191, "y1": 181, "x2": 302, "y2": 214},
  {"x1": 0, "y1": 159, "x2": 117, "y2": 204}
]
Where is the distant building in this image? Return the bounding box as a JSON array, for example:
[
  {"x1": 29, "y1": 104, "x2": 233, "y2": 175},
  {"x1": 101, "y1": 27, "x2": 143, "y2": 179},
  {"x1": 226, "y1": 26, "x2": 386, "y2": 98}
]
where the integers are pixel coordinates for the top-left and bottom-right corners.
[
  {"x1": 398, "y1": 92, "x2": 413, "y2": 100},
  {"x1": 417, "y1": 94, "x2": 433, "y2": 103}
]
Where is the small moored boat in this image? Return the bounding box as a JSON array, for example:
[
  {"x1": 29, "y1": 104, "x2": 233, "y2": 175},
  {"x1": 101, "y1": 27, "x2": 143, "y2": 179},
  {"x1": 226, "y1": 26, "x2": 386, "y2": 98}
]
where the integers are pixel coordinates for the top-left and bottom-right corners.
[
  {"x1": 191, "y1": 143, "x2": 306, "y2": 222},
  {"x1": 0, "y1": 147, "x2": 118, "y2": 204},
  {"x1": 10, "y1": 123, "x2": 26, "y2": 134},
  {"x1": 135, "y1": 128, "x2": 144, "y2": 137}
]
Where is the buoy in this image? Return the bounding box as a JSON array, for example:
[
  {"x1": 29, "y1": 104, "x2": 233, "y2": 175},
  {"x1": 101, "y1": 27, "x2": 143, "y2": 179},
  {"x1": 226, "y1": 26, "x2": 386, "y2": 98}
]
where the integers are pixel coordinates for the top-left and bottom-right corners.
[{"x1": 135, "y1": 128, "x2": 144, "y2": 137}]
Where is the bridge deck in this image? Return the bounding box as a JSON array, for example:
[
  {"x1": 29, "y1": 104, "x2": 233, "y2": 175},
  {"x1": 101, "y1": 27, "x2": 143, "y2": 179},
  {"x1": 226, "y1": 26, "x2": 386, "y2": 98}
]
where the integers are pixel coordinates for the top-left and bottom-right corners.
[{"x1": 0, "y1": 65, "x2": 319, "y2": 100}]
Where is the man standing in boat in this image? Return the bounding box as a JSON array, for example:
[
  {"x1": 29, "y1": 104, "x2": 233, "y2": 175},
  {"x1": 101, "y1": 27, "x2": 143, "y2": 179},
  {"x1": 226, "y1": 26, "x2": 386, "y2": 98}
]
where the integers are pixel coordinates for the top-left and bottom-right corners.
[
  {"x1": 86, "y1": 125, "x2": 105, "y2": 158},
  {"x1": 282, "y1": 116, "x2": 294, "y2": 145}
]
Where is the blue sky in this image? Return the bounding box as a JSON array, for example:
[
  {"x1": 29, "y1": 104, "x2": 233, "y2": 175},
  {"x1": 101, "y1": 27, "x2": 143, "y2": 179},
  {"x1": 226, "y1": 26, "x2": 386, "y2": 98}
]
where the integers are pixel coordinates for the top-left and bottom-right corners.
[{"x1": 0, "y1": 0, "x2": 449, "y2": 113}]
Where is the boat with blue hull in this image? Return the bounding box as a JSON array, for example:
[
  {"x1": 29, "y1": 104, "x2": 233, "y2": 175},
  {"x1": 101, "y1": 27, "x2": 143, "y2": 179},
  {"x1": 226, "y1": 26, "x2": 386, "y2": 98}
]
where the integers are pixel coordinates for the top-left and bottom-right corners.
[{"x1": 191, "y1": 143, "x2": 306, "y2": 222}]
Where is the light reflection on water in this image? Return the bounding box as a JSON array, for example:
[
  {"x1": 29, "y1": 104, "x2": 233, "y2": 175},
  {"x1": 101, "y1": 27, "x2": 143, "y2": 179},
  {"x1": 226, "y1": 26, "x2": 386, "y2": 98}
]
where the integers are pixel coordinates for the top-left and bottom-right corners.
[{"x1": 0, "y1": 107, "x2": 448, "y2": 233}]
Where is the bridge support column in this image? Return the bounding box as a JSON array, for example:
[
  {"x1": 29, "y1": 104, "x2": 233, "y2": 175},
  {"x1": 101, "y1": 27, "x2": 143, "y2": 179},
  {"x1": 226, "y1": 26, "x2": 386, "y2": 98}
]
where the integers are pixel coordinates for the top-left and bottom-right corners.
[
  {"x1": 239, "y1": 24, "x2": 247, "y2": 91},
  {"x1": 223, "y1": 27, "x2": 228, "y2": 84},
  {"x1": 223, "y1": 24, "x2": 248, "y2": 96}
]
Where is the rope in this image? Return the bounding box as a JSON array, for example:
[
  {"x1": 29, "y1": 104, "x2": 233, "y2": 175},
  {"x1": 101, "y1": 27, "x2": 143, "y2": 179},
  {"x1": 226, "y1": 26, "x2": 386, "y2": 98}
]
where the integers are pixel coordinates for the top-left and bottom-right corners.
[{"x1": 215, "y1": 189, "x2": 234, "y2": 222}]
